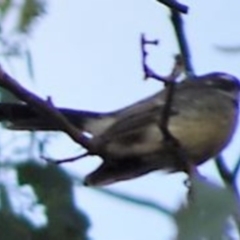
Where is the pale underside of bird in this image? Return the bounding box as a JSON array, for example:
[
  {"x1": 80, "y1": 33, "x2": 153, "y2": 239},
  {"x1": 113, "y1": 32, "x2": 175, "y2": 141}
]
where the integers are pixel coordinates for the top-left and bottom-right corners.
[{"x1": 0, "y1": 72, "x2": 239, "y2": 186}]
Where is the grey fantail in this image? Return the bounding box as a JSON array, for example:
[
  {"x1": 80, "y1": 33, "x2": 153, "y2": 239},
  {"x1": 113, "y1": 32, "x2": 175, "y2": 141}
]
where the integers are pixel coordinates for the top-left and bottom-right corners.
[{"x1": 0, "y1": 72, "x2": 239, "y2": 185}]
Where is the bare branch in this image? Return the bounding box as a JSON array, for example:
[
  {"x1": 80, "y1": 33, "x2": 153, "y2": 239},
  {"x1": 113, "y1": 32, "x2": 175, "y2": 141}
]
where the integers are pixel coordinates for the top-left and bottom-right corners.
[
  {"x1": 0, "y1": 65, "x2": 92, "y2": 151},
  {"x1": 215, "y1": 156, "x2": 233, "y2": 185},
  {"x1": 159, "y1": 56, "x2": 200, "y2": 184},
  {"x1": 72, "y1": 174, "x2": 173, "y2": 216},
  {"x1": 159, "y1": 55, "x2": 183, "y2": 135},
  {"x1": 215, "y1": 156, "x2": 240, "y2": 232},
  {"x1": 41, "y1": 152, "x2": 89, "y2": 164},
  {"x1": 140, "y1": 40, "x2": 198, "y2": 190},
  {"x1": 215, "y1": 155, "x2": 240, "y2": 200},
  {"x1": 233, "y1": 158, "x2": 240, "y2": 179},
  {"x1": 170, "y1": 10, "x2": 195, "y2": 76},
  {"x1": 156, "y1": 0, "x2": 188, "y2": 14},
  {"x1": 140, "y1": 34, "x2": 168, "y2": 83}
]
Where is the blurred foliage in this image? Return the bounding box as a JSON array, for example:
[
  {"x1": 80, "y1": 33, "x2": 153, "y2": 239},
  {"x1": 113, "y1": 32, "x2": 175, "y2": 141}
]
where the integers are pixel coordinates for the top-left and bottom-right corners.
[
  {"x1": 0, "y1": 0, "x2": 46, "y2": 34},
  {"x1": 0, "y1": 0, "x2": 46, "y2": 80},
  {"x1": 0, "y1": 0, "x2": 12, "y2": 18},
  {"x1": 0, "y1": 184, "x2": 37, "y2": 240},
  {"x1": 18, "y1": 162, "x2": 90, "y2": 240},
  {"x1": 0, "y1": 162, "x2": 90, "y2": 240},
  {"x1": 17, "y1": 0, "x2": 46, "y2": 33},
  {"x1": 215, "y1": 45, "x2": 240, "y2": 55},
  {"x1": 175, "y1": 176, "x2": 239, "y2": 240}
]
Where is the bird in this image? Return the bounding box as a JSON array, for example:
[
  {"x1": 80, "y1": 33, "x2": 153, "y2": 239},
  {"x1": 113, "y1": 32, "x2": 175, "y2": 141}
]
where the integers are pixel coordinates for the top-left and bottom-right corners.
[{"x1": 0, "y1": 72, "x2": 239, "y2": 186}]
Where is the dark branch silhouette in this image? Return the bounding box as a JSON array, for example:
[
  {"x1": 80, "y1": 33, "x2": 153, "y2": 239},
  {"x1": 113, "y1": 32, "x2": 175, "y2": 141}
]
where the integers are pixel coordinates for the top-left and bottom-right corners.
[
  {"x1": 141, "y1": 37, "x2": 198, "y2": 181},
  {"x1": 42, "y1": 152, "x2": 89, "y2": 164},
  {"x1": 0, "y1": 65, "x2": 92, "y2": 150},
  {"x1": 140, "y1": 34, "x2": 168, "y2": 83},
  {"x1": 156, "y1": 0, "x2": 188, "y2": 14},
  {"x1": 170, "y1": 10, "x2": 195, "y2": 76},
  {"x1": 167, "y1": 3, "x2": 240, "y2": 227}
]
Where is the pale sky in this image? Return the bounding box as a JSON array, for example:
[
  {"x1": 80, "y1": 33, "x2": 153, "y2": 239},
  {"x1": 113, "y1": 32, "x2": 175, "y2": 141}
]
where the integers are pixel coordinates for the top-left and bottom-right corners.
[{"x1": 2, "y1": 0, "x2": 240, "y2": 239}]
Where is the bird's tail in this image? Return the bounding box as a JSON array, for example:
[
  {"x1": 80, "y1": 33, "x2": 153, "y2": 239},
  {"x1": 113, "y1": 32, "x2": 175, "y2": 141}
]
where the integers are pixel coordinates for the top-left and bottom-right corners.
[
  {"x1": 0, "y1": 103, "x2": 115, "y2": 135},
  {"x1": 84, "y1": 156, "x2": 157, "y2": 186}
]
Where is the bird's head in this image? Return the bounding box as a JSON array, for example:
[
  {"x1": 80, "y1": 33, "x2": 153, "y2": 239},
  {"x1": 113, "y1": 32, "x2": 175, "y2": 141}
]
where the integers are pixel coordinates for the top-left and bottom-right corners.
[{"x1": 195, "y1": 72, "x2": 240, "y2": 101}]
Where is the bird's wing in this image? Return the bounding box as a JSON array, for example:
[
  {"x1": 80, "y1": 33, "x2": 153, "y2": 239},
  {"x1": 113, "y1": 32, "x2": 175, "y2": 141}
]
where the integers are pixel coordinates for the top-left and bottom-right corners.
[
  {"x1": 94, "y1": 100, "x2": 178, "y2": 157},
  {"x1": 102, "y1": 104, "x2": 161, "y2": 141}
]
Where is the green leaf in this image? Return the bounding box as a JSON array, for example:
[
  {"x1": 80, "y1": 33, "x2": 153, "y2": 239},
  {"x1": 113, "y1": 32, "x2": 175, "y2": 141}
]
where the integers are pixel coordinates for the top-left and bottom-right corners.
[
  {"x1": 0, "y1": 0, "x2": 12, "y2": 19},
  {"x1": 17, "y1": 162, "x2": 91, "y2": 240},
  {"x1": 174, "y1": 176, "x2": 237, "y2": 239},
  {"x1": 0, "y1": 184, "x2": 35, "y2": 240},
  {"x1": 17, "y1": 0, "x2": 46, "y2": 33}
]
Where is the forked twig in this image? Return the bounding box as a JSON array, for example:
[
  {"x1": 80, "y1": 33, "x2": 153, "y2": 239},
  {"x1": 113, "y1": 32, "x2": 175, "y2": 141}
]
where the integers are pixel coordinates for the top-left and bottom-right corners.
[
  {"x1": 140, "y1": 34, "x2": 168, "y2": 83},
  {"x1": 141, "y1": 37, "x2": 199, "y2": 196}
]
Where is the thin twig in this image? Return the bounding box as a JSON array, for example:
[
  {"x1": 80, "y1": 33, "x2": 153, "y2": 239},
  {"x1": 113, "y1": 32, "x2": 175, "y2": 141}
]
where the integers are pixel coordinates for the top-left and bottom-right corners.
[
  {"x1": 41, "y1": 152, "x2": 89, "y2": 164},
  {"x1": 72, "y1": 175, "x2": 173, "y2": 216},
  {"x1": 215, "y1": 155, "x2": 233, "y2": 185},
  {"x1": 233, "y1": 158, "x2": 240, "y2": 179},
  {"x1": 170, "y1": 10, "x2": 195, "y2": 77},
  {"x1": 156, "y1": 0, "x2": 188, "y2": 14},
  {"x1": 140, "y1": 36, "x2": 193, "y2": 173},
  {"x1": 141, "y1": 37, "x2": 182, "y2": 139},
  {"x1": 140, "y1": 34, "x2": 168, "y2": 84},
  {"x1": 141, "y1": 39, "x2": 197, "y2": 188},
  {"x1": 215, "y1": 155, "x2": 240, "y2": 232},
  {"x1": 159, "y1": 55, "x2": 183, "y2": 134},
  {"x1": 215, "y1": 156, "x2": 240, "y2": 201},
  {"x1": 167, "y1": 9, "x2": 201, "y2": 187},
  {"x1": 159, "y1": 56, "x2": 199, "y2": 181}
]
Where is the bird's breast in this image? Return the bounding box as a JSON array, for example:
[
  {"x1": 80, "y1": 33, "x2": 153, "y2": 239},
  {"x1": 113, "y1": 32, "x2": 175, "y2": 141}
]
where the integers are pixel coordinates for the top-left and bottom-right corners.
[{"x1": 168, "y1": 101, "x2": 238, "y2": 164}]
